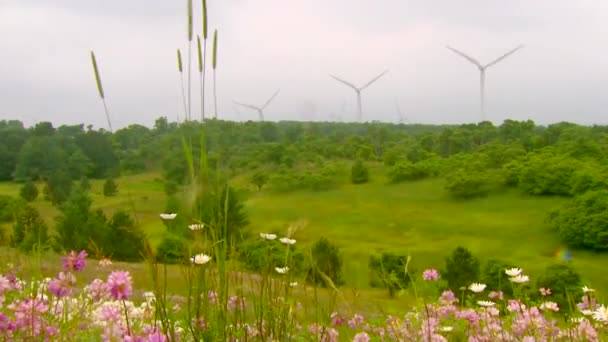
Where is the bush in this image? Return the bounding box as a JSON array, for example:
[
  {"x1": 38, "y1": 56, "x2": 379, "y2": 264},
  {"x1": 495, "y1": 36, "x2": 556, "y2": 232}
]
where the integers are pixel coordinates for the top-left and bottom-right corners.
[
  {"x1": 350, "y1": 160, "x2": 369, "y2": 184},
  {"x1": 387, "y1": 161, "x2": 427, "y2": 183},
  {"x1": 11, "y1": 204, "x2": 49, "y2": 252},
  {"x1": 44, "y1": 171, "x2": 73, "y2": 205},
  {"x1": 156, "y1": 235, "x2": 188, "y2": 264},
  {"x1": 0, "y1": 195, "x2": 18, "y2": 223},
  {"x1": 518, "y1": 154, "x2": 579, "y2": 196},
  {"x1": 103, "y1": 178, "x2": 118, "y2": 197},
  {"x1": 536, "y1": 263, "x2": 582, "y2": 314},
  {"x1": 20, "y1": 181, "x2": 38, "y2": 202},
  {"x1": 306, "y1": 237, "x2": 343, "y2": 287},
  {"x1": 238, "y1": 239, "x2": 304, "y2": 276},
  {"x1": 368, "y1": 252, "x2": 410, "y2": 297},
  {"x1": 549, "y1": 190, "x2": 608, "y2": 250},
  {"x1": 445, "y1": 170, "x2": 494, "y2": 198},
  {"x1": 443, "y1": 247, "x2": 480, "y2": 291}
]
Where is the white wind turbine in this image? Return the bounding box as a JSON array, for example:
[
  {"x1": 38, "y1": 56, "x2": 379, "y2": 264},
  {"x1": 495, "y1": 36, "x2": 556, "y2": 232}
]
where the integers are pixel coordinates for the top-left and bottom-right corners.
[
  {"x1": 329, "y1": 70, "x2": 389, "y2": 121},
  {"x1": 233, "y1": 89, "x2": 280, "y2": 121},
  {"x1": 446, "y1": 45, "x2": 523, "y2": 122}
]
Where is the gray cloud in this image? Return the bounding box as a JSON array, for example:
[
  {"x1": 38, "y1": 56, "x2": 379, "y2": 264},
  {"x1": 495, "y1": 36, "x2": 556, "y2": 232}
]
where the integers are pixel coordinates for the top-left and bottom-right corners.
[{"x1": 1, "y1": 0, "x2": 607, "y2": 128}]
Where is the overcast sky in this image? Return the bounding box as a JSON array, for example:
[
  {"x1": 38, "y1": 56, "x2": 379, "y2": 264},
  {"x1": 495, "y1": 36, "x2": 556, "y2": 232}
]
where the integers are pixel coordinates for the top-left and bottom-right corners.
[{"x1": 1, "y1": 0, "x2": 607, "y2": 128}]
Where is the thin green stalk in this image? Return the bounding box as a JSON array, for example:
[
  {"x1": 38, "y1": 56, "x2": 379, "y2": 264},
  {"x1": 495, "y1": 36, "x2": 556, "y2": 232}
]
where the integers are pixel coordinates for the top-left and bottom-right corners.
[
  {"x1": 197, "y1": 36, "x2": 205, "y2": 121},
  {"x1": 187, "y1": 0, "x2": 193, "y2": 121},
  {"x1": 212, "y1": 30, "x2": 218, "y2": 118},
  {"x1": 90, "y1": 51, "x2": 113, "y2": 132},
  {"x1": 177, "y1": 49, "x2": 187, "y2": 122}
]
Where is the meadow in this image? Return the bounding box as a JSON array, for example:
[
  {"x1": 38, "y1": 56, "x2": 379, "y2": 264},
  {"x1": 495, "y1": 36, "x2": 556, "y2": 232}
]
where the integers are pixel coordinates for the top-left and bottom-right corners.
[{"x1": 3, "y1": 164, "x2": 606, "y2": 297}]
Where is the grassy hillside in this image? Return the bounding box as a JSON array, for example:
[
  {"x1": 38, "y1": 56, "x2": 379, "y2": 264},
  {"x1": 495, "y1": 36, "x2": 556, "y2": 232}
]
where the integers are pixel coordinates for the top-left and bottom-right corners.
[{"x1": 2, "y1": 169, "x2": 607, "y2": 296}]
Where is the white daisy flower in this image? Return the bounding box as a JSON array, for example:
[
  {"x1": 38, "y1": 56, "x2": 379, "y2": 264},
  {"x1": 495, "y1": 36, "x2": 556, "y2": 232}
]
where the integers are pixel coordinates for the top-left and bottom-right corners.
[
  {"x1": 190, "y1": 254, "x2": 211, "y2": 265},
  {"x1": 275, "y1": 266, "x2": 289, "y2": 274},
  {"x1": 505, "y1": 268, "x2": 522, "y2": 277},
  {"x1": 509, "y1": 275, "x2": 530, "y2": 284},
  {"x1": 469, "y1": 283, "x2": 487, "y2": 293},
  {"x1": 188, "y1": 223, "x2": 205, "y2": 231},
  {"x1": 260, "y1": 233, "x2": 277, "y2": 240},
  {"x1": 160, "y1": 213, "x2": 177, "y2": 220},
  {"x1": 477, "y1": 300, "x2": 496, "y2": 307},
  {"x1": 279, "y1": 237, "x2": 296, "y2": 245}
]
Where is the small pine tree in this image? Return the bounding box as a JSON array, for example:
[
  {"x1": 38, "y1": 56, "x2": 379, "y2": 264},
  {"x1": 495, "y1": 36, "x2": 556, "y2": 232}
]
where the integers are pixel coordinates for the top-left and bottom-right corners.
[
  {"x1": 351, "y1": 160, "x2": 369, "y2": 184},
  {"x1": 444, "y1": 246, "x2": 480, "y2": 291},
  {"x1": 20, "y1": 181, "x2": 39, "y2": 202},
  {"x1": 103, "y1": 178, "x2": 118, "y2": 197},
  {"x1": 11, "y1": 205, "x2": 49, "y2": 252}
]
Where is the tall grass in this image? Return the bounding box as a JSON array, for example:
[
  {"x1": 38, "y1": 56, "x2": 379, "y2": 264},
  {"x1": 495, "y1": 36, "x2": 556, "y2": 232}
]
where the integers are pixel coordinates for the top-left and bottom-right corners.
[
  {"x1": 212, "y1": 30, "x2": 218, "y2": 119},
  {"x1": 90, "y1": 51, "x2": 113, "y2": 132},
  {"x1": 177, "y1": 49, "x2": 187, "y2": 122}
]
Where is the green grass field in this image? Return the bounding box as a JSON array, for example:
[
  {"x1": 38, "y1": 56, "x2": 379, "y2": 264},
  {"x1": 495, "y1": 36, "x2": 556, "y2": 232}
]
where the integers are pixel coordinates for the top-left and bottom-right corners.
[{"x1": 2, "y1": 168, "x2": 607, "y2": 298}]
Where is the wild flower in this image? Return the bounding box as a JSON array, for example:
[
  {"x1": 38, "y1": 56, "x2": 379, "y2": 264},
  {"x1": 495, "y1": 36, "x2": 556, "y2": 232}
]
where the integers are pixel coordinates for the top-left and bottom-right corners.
[
  {"x1": 279, "y1": 237, "x2": 296, "y2": 245},
  {"x1": 593, "y1": 306, "x2": 608, "y2": 323},
  {"x1": 107, "y1": 271, "x2": 133, "y2": 300},
  {"x1": 477, "y1": 300, "x2": 496, "y2": 307},
  {"x1": 159, "y1": 213, "x2": 177, "y2": 220},
  {"x1": 48, "y1": 272, "x2": 76, "y2": 297},
  {"x1": 440, "y1": 326, "x2": 453, "y2": 332},
  {"x1": 583, "y1": 286, "x2": 596, "y2": 293},
  {"x1": 98, "y1": 258, "x2": 113, "y2": 267},
  {"x1": 469, "y1": 283, "x2": 486, "y2": 293},
  {"x1": 440, "y1": 290, "x2": 457, "y2": 304},
  {"x1": 290, "y1": 282, "x2": 298, "y2": 287},
  {"x1": 505, "y1": 267, "x2": 522, "y2": 277},
  {"x1": 489, "y1": 291, "x2": 504, "y2": 300},
  {"x1": 62, "y1": 250, "x2": 87, "y2": 272},
  {"x1": 539, "y1": 287, "x2": 552, "y2": 296},
  {"x1": 353, "y1": 332, "x2": 370, "y2": 342},
  {"x1": 188, "y1": 223, "x2": 205, "y2": 230},
  {"x1": 190, "y1": 254, "x2": 211, "y2": 265},
  {"x1": 509, "y1": 275, "x2": 530, "y2": 284},
  {"x1": 422, "y1": 269, "x2": 440, "y2": 281},
  {"x1": 260, "y1": 233, "x2": 277, "y2": 240},
  {"x1": 275, "y1": 266, "x2": 289, "y2": 274},
  {"x1": 539, "y1": 301, "x2": 559, "y2": 312}
]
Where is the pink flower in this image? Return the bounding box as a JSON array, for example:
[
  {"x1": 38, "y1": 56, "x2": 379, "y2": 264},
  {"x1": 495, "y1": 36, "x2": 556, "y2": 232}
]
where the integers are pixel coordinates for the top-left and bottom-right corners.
[
  {"x1": 353, "y1": 332, "x2": 370, "y2": 342},
  {"x1": 440, "y1": 290, "x2": 456, "y2": 304},
  {"x1": 539, "y1": 287, "x2": 552, "y2": 296},
  {"x1": 422, "y1": 269, "x2": 440, "y2": 281},
  {"x1": 48, "y1": 272, "x2": 76, "y2": 297},
  {"x1": 106, "y1": 271, "x2": 132, "y2": 300},
  {"x1": 85, "y1": 279, "x2": 110, "y2": 301},
  {"x1": 62, "y1": 250, "x2": 88, "y2": 272},
  {"x1": 489, "y1": 291, "x2": 504, "y2": 300}
]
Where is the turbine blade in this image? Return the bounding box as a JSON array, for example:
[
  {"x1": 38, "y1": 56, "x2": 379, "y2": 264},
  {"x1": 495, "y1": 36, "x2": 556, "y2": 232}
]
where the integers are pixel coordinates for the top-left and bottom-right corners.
[
  {"x1": 484, "y1": 45, "x2": 524, "y2": 68},
  {"x1": 262, "y1": 89, "x2": 280, "y2": 109},
  {"x1": 329, "y1": 74, "x2": 358, "y2": 90},
  {"x1": 446, "y1": 46, "x2": 483, "y2": 68},
  {"x1": 233, "y1": 101, "x2": 260, "y2": 111},
  {"x1": 360, "y1": 70, "x2": 389, "y2": 90}
]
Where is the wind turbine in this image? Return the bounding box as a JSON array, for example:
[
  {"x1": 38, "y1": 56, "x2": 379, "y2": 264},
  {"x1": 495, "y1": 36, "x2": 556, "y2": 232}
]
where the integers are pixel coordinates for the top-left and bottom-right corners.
[
  {"x1": 329, "y1": 70, "x2": 389, "y2": 121},
  {"x1": 233, "y1": 89, "x2": 280, "y2": 121},
  {"x1": 446, "y1": 45, "x2": 523, "y2": 122}
]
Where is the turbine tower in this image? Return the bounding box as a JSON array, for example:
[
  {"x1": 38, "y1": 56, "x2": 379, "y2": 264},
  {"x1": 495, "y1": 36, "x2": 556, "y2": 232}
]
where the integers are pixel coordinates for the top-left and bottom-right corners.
[
  {"x1": 233, "y1": 89, "x2": 280, "y2": 121},
  {"x1": 446, "y1": 45, "x2": 523, "y2": 122},
  {"x1": 329, "y1": 70, "x2": 389, "y2": 121}
]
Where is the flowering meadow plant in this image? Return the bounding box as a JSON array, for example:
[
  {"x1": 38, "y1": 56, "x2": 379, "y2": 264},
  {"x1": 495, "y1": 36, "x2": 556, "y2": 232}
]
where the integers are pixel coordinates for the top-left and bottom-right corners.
[{"x1": 0, "y1": 251, "x2": 607, "y2": 341}]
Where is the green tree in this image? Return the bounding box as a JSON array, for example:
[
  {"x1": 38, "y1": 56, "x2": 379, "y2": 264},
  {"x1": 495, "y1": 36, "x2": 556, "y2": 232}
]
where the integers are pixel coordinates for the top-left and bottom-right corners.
[
  {"x1": 44, "y1": 171, "x2": 73, "y2": 205},
  {"x1": 306, "y1": 237, "x2": 343, "y2": 287},
  {"x1": 250, "y1": 171, "x2": 269, "y2": 191},
  {"x1": 67, "y1": 149, "x2": 93, "y2": 179},
  {"x1": 350, "y1": 160, "x2": 369, "y2": 184},
  {"x1": 103, "y1": 178, "x2": 118, "y2": 197},
  {"x1": 443, "y1": 247, "x2": 480, "y2": 291},
  {"x1": 445, "y1": 170, "x2": 494, "y2": 198},
  {"x1": 20, "y1": 181, "x2": 39, "y2": 202},
  {"x1": 102, "y1": 211, "x2": 145, "y2": 261}
]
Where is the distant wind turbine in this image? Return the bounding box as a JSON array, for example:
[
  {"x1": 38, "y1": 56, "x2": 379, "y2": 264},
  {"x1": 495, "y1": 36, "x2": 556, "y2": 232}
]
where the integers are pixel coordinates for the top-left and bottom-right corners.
[
  {"x1": 329, "y1": 70, "x2": 389, "y2": 121},
  {"x1": 447, "y1": 45, "x2": 523, "y2": 122},
  {"x1": 233, "y1": 89, "x2": 280, "y2": 121},
  {"x1": 395, "y1": 101, "x2": 408, "y2": 124}
]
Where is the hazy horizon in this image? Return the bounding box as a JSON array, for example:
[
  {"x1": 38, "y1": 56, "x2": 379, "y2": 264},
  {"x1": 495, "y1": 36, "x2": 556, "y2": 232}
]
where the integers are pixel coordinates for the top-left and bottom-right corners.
[{"x1": 1, "y1": 0, "x2": 607, "y2": 129}]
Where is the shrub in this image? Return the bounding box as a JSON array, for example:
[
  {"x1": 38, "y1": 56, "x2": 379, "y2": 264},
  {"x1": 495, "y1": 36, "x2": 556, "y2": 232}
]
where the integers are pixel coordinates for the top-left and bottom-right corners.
[
  {"x1": 103, "y1": 178, "x2": 118, "y2": 196},
  {"x1": 536, "y1": 263, "x2": 583, "y2": 314},
  {"x1": 387, "y1": 161, "x2": 427, "y2": 183},
  {"x1": 20, "y1": 181, "x2": 38, "y2": 202},
  {"x1": 443, "y1": 247, "x2": 480, "y2": 291},
  {"x1": 350, "y1": 160, "x2": 369, "y2": 184},
  {"x1": 445, "y1": 170, "x2": 494, "y2": 198},
  {"x1": 306, "y1": 237, "x2": 343, "y2": 287},
  {"x1": 0, "y1": 195, "x2": 18, "y2": 223},
  {"x1": 156, "y1": 235, "x2": 188, "y2": 264},
  {"x1": 549, "y1": 190, "x2": 608, "y2": 251},
  {"x1": 518, "y1": 154, "x2": 579, "y2": 196},
  {"x1": 44, "y1": 171, "x2": 73, "y2": 205},
  {"x1": 481, "y1": 259, "x2": 516, "y2": 296},
  {"x1": 368, "y1": 252, "x2": 410, "y2": 297}
]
